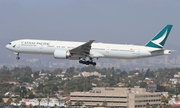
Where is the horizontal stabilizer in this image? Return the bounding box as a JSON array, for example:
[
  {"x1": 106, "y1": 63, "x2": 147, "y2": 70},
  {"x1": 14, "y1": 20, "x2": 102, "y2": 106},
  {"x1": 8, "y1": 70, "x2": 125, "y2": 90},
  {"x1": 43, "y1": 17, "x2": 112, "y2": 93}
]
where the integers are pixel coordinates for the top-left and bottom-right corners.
[{"x1": 149, "y1": 49, "x2": 171, "y2": 55}]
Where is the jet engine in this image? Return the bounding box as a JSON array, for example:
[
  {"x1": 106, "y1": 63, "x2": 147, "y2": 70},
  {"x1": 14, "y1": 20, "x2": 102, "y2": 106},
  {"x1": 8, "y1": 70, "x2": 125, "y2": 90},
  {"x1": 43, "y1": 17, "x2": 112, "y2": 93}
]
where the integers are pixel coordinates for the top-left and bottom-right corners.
[{"x1": 54, "y1": 49, "x2": 71, "y2": 59}]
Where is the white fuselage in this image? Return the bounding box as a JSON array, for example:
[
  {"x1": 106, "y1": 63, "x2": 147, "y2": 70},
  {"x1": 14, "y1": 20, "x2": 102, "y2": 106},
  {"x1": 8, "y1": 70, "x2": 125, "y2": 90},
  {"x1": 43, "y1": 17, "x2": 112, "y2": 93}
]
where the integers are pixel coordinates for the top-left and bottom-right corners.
[{"x1": 6, "y1": 39, "x2": 170, "y2": 60}]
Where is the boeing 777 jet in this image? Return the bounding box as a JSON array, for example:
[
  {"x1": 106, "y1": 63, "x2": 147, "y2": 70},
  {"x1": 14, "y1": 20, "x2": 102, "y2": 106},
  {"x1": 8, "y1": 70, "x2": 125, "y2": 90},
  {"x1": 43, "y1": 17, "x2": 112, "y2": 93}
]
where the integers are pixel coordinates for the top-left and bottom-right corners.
[{"x1": 6, "y1": 24, "x2": 173, "y2": 66}]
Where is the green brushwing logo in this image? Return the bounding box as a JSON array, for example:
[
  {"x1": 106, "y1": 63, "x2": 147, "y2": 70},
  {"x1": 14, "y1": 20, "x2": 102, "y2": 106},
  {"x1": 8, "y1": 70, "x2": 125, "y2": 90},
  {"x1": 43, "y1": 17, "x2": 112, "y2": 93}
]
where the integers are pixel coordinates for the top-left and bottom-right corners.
[{"x1": 145, "y1": 25, "x2": 173, "y2": 48}]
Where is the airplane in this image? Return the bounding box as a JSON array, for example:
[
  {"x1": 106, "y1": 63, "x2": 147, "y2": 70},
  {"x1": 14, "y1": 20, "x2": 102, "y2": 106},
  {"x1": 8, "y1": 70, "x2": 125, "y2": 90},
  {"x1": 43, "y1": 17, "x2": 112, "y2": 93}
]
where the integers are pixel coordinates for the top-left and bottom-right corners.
[{"x1": 6, "y1": 24, "x2": 173, "y2": 66}]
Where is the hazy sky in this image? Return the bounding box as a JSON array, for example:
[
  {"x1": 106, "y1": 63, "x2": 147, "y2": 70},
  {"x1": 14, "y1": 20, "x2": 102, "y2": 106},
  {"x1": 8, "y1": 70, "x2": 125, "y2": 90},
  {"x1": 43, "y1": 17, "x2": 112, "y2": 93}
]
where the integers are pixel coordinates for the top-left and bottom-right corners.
[{"x1": 0, "y1": 0, "x2": 180, "y2": 60}]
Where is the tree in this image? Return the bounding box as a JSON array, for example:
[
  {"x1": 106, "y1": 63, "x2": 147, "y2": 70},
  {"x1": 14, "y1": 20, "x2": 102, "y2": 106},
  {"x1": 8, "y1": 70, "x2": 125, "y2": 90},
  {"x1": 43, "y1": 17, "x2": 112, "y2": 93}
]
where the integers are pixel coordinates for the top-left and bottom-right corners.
[
  {"x1": 28, "y1": 92, "x2": 36, "y2": 99},
  {"x1": 175, "y1": 96, "x2": 179, "y2": 101},
  {"x1": 20, "y1": 86, "x2": 27, "y2": 98},
  {"x1": 152, "y1": 104, "x2": 158, "y2": 108},
  {"x1": 20, "y1": 102, "x2": 26, "y2": 107},
  {"x1": 67, "y1": 101, "x2": 72, "y2": 107},
  {"x1": 19, "y1": 76, "x2": 32, "y2": 83},
  {"x1": 64, "y1": 102, "x2": 68, "y2": 107},
  {"x1": 140, "y1": 82, "x2": 147, "y2": 88},
  {"x1": 38, "y1": 98, "x2": 41, "y2": 106},
  {"x1": 33, "y1": 71, "x2": 39, "y2": 79},
  {"x1": 6, "y1": 97, "x2": 13, "y2": 106},
  {"x1": 51, "y1": 84, "x2": 58, "y2": 92},
  {"x1": 54, "y1": 104, "x2": 57, "y2": 108},
  {"x1": 75, "y1": 101, "x2": 80, "y2": 106},
  {"x1": 47, "y1": 97, "x2": 51, "y2": 106},
  {"x1": 0, "y1": 95, "x2": 3, "y2": 103},
  {"x1": 102, "y1": 101, "x2": 107, "y2": 107},
  {"x1": 0, "y1": 102, "x2": 5, "y2": 107},
  {"x1": 14, "y1": 97, "x2": 21, "y2": 106},
  {"x1": 80, "y1": 101, "x2": 84, "y2": 106},
  {"x1": 96, "y1": 103, "x2": 100, "y2": 107},
  {"x1": 37, "y1": 83, "x2": 44, "y2": 91},
  {"x1": 75, "y1": 101, "x2": 84, "y2": 107},
  {"x1": 120, "y1": 71, "x2": 127, "y2": 78},
  {"x1": 53, "y1": 68, "x2": 63, "y2": 74},
  {"x1": 29, "y1": 104, "x2": 33, "y2": 108},
  {"x1": 175, "y1": 83, "x2": 180, "y2": 95},
  {"x1": 14, "y1": 86, "x2": 21, "y2": 93},
  {"x1": 146, "y1": 103, "x2": 150, "y2": 108},
  {"x1": 57, "y1": 97, "x2": 61, "y2": 105},
  {"x1": 161, "y1": 95, "x2": 168, "y2": 104}
]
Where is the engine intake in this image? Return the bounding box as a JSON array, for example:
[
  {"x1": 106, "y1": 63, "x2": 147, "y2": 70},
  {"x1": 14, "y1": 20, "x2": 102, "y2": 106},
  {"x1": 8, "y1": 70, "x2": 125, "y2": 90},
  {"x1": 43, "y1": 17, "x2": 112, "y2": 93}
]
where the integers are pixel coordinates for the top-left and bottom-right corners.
[{"x1": 54, "y1": 49, "x2": 71, "y2": 59}]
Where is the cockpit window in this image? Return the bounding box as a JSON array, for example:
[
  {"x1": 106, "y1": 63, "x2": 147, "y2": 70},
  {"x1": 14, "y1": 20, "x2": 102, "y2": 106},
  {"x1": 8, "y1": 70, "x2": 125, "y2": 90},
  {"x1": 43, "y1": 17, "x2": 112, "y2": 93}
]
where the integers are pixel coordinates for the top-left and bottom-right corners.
[{"x1": 8, "y1": 43, "x2": 12, "y2": 45}]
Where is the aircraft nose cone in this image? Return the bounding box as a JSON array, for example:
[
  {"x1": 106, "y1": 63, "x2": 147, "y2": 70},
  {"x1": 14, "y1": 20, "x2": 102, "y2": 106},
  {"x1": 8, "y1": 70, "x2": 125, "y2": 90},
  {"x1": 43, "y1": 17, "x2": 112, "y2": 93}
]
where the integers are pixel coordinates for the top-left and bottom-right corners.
[{"x1": 6, "y1": 44, "x2": 10, "y2": 49}]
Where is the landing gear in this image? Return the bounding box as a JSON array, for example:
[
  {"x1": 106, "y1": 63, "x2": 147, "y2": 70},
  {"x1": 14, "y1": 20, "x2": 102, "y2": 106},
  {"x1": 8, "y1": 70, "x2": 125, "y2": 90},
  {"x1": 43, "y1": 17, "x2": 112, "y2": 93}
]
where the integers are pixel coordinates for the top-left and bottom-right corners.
[
  {"x1": 16, "y1": 57, "x2": 20, "y2": 60},
  {"x1": 16, "y1": 53, "x2": 20, "y2": 60},
  {"x1": 79, "y1": 60, "x2": 96, "y2": 66},
  {"x1": 79, "y1": 58, "x2": 96, "y2": 66}
]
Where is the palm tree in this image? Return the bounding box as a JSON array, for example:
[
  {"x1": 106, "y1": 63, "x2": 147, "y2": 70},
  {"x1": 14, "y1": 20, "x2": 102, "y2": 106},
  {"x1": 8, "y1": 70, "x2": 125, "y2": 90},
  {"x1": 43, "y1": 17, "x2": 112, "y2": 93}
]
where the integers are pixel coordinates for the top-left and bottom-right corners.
[
  {"x1": 167, "y1": 104, "x2": 172, "y2": 108},
  {"x1": 96, "y1": 103, "x2": 100, "y2": 107},
  {"x1": 80, "y1": 101, "x2": 84, "y2": 106},
  {"x1": 75, "y1": 101, "x2": 80, "y2": 106},
  {"x1": 14, "y1": 99, "x2": 19, "y2": 106},
  {"x1": 175, "y1": 96, "x2": 179, "y2": 101},
  {"x1": 12, "y1": 104, "x2": 14, "y2": 107},
  {"x1": 66, "y1": 101, "x2": 72, "y2": 108},
  {"x1": 14, "y1": 97, "x2": 21, "y2": 106},
  {"x1": 47, "y1": 97, "x2": 51, "y2": 106},
  {"x1": 20, "y1": 102, "x2": 26, "y2": 107},
  {"x1": 57, "y1": 97, "x2": 61, "y2": 106},
  {"x1": 161, "y1": 95, "x2": 168, "y2": 104},
  {"x1": 54, "y1": 104, "x2": 57, "y2": 108},
  {"x1": 146, "y1": 103, "x2": 150, "y2": 108},
  {"x1": 29, "y1": 103, "x2": 33, "y2": 108},
  {"x1": 152, "y1": 105, "x2": 158, "y2": 108},
  {"x1": 0, "y1": 102, "x2": 5, "y2": 107},
  {"x1": 64, "y1": 101, "x2": 68, "y2": 107},
  {"x1": 6, "y1": 97, "x2": 13, "y2": 106},
  {"x1": 68, "y1": 101, "x2": 72, "y2": 107},
  {"x1": 38, "y1": 98, "x2": 41, "y2": 106},
  {"x1": 102, "y1": 101, "x2": 107, "y2": 107}
]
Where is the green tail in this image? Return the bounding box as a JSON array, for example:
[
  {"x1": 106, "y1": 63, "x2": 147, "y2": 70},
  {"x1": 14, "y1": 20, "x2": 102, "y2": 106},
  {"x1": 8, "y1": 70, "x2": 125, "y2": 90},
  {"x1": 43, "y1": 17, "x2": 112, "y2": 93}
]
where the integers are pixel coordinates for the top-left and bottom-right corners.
[{"x1": 145, "y1": 24, "x2": 173, "y2": 48}]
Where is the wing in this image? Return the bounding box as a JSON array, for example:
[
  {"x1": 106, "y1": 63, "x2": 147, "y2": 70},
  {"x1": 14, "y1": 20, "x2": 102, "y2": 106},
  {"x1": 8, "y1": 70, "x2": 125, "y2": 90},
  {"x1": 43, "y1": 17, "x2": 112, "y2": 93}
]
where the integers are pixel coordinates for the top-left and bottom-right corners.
[{"x1": 70, "y1": 40, "x2": 95, "y2": 58}]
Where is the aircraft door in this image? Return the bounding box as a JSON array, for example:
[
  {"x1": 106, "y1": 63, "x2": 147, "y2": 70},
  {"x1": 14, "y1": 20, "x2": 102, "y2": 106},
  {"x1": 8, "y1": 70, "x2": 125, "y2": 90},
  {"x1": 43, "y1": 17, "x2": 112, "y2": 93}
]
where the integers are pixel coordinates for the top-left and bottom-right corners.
[
  {"x1": 106, "y1": 47, "x2": 110, "y2": 53},
  {"x1": 135, "y1": 49, "x2": 140, "y2": 58},
  {"x1": 40, "y1": 44, "x2": 43, "y2": 49},
  {"x1": 16, "y1": 42, "x2": 21, "y2": 48}
]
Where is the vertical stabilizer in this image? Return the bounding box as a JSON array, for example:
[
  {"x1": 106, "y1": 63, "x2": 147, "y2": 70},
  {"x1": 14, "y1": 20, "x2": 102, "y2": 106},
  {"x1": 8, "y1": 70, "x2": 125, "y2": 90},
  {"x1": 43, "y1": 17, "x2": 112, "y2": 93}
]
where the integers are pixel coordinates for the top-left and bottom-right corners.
[{"x1": 145, "y1": 24, "x2": 173, "y2": 48}]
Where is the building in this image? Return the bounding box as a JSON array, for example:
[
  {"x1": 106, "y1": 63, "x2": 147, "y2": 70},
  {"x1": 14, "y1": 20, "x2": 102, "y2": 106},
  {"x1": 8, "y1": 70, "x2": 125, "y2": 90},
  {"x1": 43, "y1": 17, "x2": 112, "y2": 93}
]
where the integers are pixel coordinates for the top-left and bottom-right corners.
[
  {"x1": 70, "y1": 87, "x2": 161, "y2": 108},
  {"x1": 80, "y1": 71, "x2": 106, "y2": 78},
  {"x1": 10, "y1": 98, "x2": 65, "y2": 107}
]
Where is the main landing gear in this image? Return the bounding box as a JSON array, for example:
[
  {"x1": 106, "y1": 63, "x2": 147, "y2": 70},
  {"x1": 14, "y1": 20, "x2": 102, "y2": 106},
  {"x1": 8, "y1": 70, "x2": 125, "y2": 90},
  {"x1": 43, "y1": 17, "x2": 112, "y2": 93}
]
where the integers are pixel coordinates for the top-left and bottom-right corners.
[
  {"x1": 79, "y1": 60, "x2": 96, "y2": 66},
  {"x1": 16, "y1": 53, "x2": 20, "y2": 60},
  {"x1": 79, "y1": 58, "x2": 96, "y2": 66}
]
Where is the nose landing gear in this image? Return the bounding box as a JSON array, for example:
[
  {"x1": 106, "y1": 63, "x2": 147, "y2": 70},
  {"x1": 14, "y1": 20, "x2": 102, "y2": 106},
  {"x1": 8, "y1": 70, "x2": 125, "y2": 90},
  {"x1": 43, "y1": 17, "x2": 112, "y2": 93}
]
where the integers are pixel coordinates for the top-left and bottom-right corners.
[{"x1": 16, "y1": 53, "x2": 20, "y2": 60}]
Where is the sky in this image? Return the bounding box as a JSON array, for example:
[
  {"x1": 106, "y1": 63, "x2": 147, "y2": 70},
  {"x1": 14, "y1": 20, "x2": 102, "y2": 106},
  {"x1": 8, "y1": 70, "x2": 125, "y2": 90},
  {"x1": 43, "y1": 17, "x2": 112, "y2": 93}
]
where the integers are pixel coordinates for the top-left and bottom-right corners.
[{"x1": 0, "y1": 0, "x2": 180, "y2": 61}]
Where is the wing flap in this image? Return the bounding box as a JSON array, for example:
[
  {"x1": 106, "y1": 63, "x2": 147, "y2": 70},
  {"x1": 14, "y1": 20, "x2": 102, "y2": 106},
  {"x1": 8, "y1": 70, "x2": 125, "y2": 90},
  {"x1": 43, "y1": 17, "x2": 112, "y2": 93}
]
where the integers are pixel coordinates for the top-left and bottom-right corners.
[{"x1": 70, "y1": 40, "x2": 95, "y2": 57}]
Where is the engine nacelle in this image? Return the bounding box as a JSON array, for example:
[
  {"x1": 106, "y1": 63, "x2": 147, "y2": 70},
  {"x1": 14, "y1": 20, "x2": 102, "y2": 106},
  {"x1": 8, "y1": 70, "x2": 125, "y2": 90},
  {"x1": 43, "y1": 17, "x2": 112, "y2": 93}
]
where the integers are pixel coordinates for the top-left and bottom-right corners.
[{"x1": 54, "y1": 49, "x2": 71, "y2": 59}]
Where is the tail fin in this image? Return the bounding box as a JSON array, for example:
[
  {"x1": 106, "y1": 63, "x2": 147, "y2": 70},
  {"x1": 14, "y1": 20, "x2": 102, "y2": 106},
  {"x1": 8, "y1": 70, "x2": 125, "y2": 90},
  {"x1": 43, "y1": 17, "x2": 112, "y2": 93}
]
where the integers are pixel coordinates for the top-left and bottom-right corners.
[{"x1": 145, "y1": 24, "x2": 173, "y2": 48}]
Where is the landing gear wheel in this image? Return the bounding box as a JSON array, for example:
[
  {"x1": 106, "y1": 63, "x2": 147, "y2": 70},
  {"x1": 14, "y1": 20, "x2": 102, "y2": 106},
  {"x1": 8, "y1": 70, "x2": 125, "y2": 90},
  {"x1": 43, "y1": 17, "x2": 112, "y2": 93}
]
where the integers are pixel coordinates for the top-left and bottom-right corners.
[
  {"x1": 79, "y1": 60, "x2": 96, "y2": 66},
  {"x1": 16, "y1": 53, "x2": 20, "y2": 60},
  {"x1": 92, "y1": 62, "x2": 96, "y2": 66},
  {"x1": 16, "y1": 57, "x2": 20, "y2": 60},
  {"x1": 86, "y1": 61, "x2": 90, "y2": 65},
  {"x1": 79, "y1": 60, "x2": 83, "y2": 63}
]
